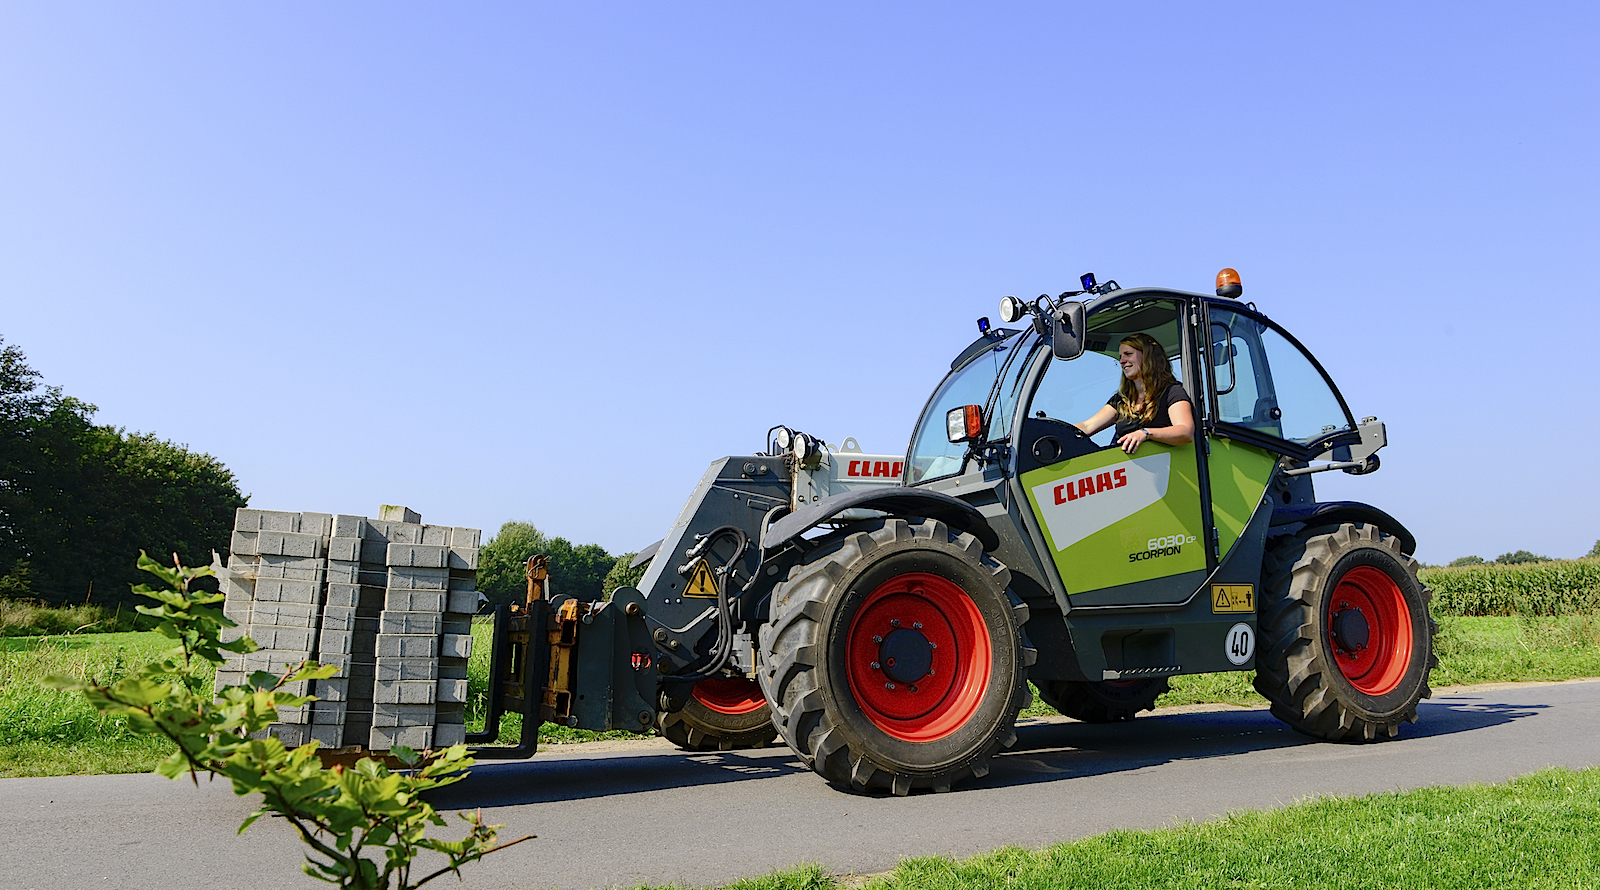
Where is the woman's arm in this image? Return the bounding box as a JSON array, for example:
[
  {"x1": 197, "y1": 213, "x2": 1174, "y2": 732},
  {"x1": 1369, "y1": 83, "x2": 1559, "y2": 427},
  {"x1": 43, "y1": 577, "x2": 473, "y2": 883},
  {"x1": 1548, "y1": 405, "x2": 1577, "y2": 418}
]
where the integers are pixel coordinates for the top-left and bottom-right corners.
[
  {"x1": 1117, "y1": 399, "x2": 1196, "y2": 453},
  {"x1": 1076, "y1": 405, "x2": 1118, "y2": 436}
]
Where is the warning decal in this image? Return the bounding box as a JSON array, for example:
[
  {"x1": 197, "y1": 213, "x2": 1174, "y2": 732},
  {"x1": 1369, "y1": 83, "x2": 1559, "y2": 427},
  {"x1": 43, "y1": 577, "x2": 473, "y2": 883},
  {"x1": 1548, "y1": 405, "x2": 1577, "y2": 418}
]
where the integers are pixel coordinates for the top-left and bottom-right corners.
[
  {"x1": 684, "y1": 559, "x2": 720, "y2": 598},
  {"x1": 1211, "y1": 584, "x2": 1255, "y2": 613}
]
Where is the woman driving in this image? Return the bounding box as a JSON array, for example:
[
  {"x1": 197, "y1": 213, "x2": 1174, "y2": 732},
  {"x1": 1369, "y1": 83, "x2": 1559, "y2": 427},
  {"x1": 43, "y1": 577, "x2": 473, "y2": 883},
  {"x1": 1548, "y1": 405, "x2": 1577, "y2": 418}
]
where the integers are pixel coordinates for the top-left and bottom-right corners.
[{"x1": 1076, "y1": 332, "x2": 1196, "y2": 454}]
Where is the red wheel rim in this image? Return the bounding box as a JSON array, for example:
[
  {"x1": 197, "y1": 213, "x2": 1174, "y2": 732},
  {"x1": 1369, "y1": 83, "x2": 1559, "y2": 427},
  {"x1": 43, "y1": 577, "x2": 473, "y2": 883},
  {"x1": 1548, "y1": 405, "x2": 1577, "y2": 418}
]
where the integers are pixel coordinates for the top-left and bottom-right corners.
[
  {"x1": 691, "y1": 678, "x2": 767, "y2": 716},
  {"x1": 1327, "y1": 565, "x2": 1413, "y2": 695},
  {"x1": 845, "y1": 571, "x2": 992, "y2": 742}
]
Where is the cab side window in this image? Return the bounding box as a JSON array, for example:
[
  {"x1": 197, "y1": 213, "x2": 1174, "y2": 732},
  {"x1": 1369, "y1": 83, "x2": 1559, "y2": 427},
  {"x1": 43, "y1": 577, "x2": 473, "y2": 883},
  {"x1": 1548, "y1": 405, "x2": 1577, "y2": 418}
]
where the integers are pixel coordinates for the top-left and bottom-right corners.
[{"x1": 1210, "y1": 307, "x2": 1353, "y2": 446}]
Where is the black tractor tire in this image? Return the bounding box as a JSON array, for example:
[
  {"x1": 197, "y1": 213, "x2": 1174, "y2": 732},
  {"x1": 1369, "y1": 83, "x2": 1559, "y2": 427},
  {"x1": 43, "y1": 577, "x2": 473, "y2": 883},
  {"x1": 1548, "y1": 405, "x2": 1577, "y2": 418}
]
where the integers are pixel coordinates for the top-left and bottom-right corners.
[
  {"x1": 1254, "y1": 522, "x2": 1438, "y2": 741},
  {"x1": 657, "y1": 677, "x2": 779, "y2": 751},
  {"x1": 1038, "y1": 678, "x2": 1170, "y2": 723},
  {"x1": 758, "y1": 517, "x2": 1035, "y2": 796}
]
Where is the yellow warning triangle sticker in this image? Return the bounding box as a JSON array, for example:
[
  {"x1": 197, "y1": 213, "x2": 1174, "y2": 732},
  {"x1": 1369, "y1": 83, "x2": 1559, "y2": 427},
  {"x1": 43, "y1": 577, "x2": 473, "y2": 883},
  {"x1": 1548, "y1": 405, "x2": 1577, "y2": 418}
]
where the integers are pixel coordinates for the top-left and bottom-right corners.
[
  {"x1": 684, "y1": 559, "x2": 720, "y2": 597},
  {"x1": 1211, "y1": 584, "x2": 1254, "y2": 613}
]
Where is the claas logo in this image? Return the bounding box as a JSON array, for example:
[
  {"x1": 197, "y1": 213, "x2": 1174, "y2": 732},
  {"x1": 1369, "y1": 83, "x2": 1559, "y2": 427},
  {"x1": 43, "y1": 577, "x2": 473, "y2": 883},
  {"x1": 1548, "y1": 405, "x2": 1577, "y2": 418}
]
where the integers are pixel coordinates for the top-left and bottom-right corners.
[
  {"x1": 847, "y1": 460, "x2": 903, "y2": 478},
  {"x1": 1053, "y1": 468, "x2": 1128, "y2": 505}
]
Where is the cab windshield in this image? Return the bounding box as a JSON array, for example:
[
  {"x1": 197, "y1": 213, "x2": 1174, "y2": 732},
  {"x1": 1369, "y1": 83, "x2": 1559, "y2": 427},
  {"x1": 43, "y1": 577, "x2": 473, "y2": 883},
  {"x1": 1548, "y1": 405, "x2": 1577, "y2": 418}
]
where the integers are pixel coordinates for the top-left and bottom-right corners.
[{"x1": 906, "y1": 329, "x2": 1024, "y2": 483}]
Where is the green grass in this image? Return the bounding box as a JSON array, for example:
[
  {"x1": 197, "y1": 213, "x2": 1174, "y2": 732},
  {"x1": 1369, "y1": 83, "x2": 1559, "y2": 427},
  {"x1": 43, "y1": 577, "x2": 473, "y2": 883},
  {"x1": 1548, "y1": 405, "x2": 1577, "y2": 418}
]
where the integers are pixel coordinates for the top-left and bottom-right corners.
[
  {"x1": 0, "y1": 597, "x2": 136, "y2": 637},
  {"x1": 0, "y1": 632, "x2": 213, "y2": 777},
  {"x1": 625, "y1": 767, "x2": 1600, "y2": 889}
]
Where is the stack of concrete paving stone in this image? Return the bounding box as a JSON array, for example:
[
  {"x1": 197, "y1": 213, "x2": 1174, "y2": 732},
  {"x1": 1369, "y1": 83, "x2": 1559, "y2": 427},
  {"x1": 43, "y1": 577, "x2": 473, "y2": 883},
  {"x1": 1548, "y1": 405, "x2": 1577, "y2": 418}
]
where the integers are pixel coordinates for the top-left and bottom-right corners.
[{"x1": 215, "y1": 505, "x2": 480, "y2": 752}]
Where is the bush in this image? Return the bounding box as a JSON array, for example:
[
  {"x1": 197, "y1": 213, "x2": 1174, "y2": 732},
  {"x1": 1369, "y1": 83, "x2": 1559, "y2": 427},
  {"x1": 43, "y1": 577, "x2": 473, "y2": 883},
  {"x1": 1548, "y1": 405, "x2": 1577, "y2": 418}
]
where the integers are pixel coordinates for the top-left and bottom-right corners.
[
  {"x1": 0, "y1": 598, "x2": 131, "y2": 637},
  {"x1": 1495, "y1": 550, "x2": 1552, "y2": 565},
  {"x1": 1447, "y1": 555, "x2": 1486, "y2": 567},
  {"x1": 601, "y1": 552, "x2": 647, "y2": 596},
  {"x1": 1421, "y1": 558, "x2": 1600, "y2": 617}
]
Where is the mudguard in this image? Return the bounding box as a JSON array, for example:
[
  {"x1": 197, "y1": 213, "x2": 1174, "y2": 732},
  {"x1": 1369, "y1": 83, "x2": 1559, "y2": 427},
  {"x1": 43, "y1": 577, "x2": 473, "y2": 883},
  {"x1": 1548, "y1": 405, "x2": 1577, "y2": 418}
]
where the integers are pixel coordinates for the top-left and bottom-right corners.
[
  {"x1": 761, "y1": 487, "x2": 1000, "y2": 553},
  {"x1": 1270, "y1": 501, "x2": 1416, "y2": 556}
]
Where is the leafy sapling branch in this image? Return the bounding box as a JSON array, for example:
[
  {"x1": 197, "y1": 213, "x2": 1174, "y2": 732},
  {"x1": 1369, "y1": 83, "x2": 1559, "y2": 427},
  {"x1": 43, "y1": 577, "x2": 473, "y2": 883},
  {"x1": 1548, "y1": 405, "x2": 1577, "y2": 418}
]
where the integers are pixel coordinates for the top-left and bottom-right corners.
[{"x1": 49, "y1": 551, "x2": 531, "y2": 890}]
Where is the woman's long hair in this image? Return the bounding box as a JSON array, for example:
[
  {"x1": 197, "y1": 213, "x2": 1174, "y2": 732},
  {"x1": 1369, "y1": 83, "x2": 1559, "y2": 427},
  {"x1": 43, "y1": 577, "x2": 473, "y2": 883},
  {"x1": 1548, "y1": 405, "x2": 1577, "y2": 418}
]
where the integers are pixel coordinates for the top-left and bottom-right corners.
[{"x1": 1114, "y1": 332, "x2": 1178, "y2": 424}]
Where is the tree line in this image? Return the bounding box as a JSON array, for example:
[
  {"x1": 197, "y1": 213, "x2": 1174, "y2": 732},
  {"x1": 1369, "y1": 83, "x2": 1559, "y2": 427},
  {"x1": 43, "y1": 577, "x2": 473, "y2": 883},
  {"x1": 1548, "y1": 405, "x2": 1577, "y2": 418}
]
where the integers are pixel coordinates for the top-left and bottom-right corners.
[
  {"x1": 0, "y1": 336, "x2": 247, "y2": 607},
  {"x1": 475, "y1": 520, "x2": 647, "y2": 604}
]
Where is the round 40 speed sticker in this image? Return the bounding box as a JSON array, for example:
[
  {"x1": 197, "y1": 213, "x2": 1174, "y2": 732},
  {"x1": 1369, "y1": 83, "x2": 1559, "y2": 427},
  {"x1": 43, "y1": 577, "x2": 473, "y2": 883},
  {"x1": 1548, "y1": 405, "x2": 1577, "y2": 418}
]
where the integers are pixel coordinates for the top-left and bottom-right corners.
[{"x1": 1225, "y1": 622, "x2": 1255, "y2": 666}]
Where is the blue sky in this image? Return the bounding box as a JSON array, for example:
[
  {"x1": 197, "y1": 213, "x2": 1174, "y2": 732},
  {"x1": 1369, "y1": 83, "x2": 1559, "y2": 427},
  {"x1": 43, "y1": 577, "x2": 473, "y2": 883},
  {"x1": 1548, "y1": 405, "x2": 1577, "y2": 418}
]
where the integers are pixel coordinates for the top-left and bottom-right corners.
[{"x1": 3, "y1": 3, "x2": 1596, "y2": 564}]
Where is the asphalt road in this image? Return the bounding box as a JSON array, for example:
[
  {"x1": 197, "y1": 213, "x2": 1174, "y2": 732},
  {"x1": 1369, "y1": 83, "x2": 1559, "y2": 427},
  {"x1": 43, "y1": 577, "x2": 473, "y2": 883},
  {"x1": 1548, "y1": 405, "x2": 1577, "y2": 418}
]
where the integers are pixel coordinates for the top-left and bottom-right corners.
[{"x1": 3, "y1": 680, "x2": 1597, "y2": 890}]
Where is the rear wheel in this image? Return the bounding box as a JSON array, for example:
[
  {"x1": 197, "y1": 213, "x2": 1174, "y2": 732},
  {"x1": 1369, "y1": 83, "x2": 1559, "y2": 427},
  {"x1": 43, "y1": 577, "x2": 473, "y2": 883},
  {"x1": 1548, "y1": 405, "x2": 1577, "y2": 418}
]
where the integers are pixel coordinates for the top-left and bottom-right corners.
[
  {"x1": 759, "y1": 518, "x2": 1034, "y2": 795},
  {"x1": 1254, "y1": 523, "x2": 1437, "y2": 741},
  {"x1": 1038, "y1": 678, "x2": 1169, "y2": 723},
  {"x1": 657, "y1": 677, "x2": 778, "y2": 751}
]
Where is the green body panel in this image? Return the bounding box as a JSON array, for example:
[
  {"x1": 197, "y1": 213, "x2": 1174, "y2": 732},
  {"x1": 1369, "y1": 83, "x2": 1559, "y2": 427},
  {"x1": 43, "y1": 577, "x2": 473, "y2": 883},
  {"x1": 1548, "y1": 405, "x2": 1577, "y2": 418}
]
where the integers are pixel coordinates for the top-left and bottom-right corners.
[
  {"x1": 1207, "y1": 438, "x2": 1277, "y2": 562},
  {"x1": 1021, "y1": 442, "x2": 1205, "y2": 595}
]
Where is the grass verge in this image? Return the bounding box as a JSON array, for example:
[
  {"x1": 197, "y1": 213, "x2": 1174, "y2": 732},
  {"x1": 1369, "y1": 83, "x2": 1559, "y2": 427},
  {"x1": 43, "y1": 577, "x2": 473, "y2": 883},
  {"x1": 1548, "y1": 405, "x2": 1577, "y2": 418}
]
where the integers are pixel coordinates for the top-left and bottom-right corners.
[{"x1": 626, "y1": 767, "x2": 1600, "y2": 889}]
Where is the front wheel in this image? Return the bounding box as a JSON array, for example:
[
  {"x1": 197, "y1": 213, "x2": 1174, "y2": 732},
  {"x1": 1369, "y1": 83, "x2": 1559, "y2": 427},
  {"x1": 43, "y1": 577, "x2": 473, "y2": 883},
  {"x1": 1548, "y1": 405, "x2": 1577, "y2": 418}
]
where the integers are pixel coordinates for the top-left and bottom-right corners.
[
  {"x1": 657, "y1": 677, "x2": 778, "y2": 751},
  {"x1": 1254, "y1": 523, "x2": 1437, "y2": 741},
  {"x1": 759, "y1": 518, "x2": 1035, "y2": 795}
]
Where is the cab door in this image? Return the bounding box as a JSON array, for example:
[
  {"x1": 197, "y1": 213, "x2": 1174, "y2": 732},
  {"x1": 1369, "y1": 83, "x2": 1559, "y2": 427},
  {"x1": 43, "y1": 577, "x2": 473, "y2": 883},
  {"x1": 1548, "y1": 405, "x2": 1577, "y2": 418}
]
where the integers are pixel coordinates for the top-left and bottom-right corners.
[{"x1": 1015, "y1": 295, "x2": 1208, "y2": 605}]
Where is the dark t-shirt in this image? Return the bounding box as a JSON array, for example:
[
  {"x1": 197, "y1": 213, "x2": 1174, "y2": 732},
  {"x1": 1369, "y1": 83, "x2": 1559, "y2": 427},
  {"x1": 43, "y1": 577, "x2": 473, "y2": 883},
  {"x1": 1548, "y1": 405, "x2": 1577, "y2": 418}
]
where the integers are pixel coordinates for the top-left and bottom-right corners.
[{"x1": 1109, "y1": 382, "x2": 1193, "y2": 441}]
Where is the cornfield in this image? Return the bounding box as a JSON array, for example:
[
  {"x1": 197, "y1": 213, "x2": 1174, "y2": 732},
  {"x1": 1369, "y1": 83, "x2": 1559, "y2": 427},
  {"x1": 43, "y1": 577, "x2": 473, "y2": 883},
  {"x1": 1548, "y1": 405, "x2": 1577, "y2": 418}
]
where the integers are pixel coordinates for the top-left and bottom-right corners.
[{"x1": 1421, "y1": 558, "x2": 1600, "y2": 617}]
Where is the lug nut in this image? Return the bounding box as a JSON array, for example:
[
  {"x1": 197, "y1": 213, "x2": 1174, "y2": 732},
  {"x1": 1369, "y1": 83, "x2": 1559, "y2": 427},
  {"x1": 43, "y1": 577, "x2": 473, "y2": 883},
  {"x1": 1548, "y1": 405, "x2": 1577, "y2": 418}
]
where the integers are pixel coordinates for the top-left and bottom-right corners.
[
  {"x1": 872, "y1": 635, "x2": 883, "y2": 643},
  {"x1": 927, "y1": 668, "x2": 935, "y2": 676},
  {"x1": 870, "y1": 661, "x2": 881, "y2": 670},
  {"x1": 909, "y1": 685, "x2": 918, "y2": 693},
  {"x1": 913, "y1": 622, "x2": 922, "y2": 630},
  {"x1": 885, "y1": 682, "x2": 896, "y2": 690},
  {"x1": 890, "y1": 619, "x2": 900, "y2": 628}
]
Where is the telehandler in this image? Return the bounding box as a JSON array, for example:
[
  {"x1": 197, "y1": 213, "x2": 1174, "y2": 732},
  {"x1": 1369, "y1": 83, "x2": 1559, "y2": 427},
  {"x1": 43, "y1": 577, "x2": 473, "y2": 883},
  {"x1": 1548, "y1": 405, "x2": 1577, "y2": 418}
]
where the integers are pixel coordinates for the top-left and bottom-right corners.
[{"x1": 470, "y1": 268, "x2": 1435, "y2": 796}]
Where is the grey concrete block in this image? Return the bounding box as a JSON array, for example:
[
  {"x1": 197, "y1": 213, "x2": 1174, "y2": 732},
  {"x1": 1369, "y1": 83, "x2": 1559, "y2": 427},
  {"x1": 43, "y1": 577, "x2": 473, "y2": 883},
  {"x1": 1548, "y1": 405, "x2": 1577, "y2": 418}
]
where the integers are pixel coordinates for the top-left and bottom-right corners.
[
  {"x1": 369, "y1": 725, "x2": 432, "y2": 751},
  {"x1": 226, "y1": 553, "x2": 260, "y2": 574},
  {"x1": 275, "y1": 704, "x2": 310, "y2": 725},
  {"x1": 376, "y1": 657, "x2": 438, "y2": 681},
  {"x1": 372, "y1": 703, "x2": 435, "y2": 727},
  {"x1": 255, "y1": 554, "x2": 324, "y2": 581},
  {"x1": 220, "y1": 653, "x2": 247, "y2": 673},
  {"x1": 219, "y1": 625, "x2": 248, "y2": 644},
  {"x1": 386, "y1": 543, "x2": 449, "y2": 569},
  {"x1": 214, "y1": 670, "x2": 247, "y2": 691},
  {"x1": 359, "y1": 539, "x2": 389, "y2": 565},
  {"x1": 447, "y1": 573, "x2": 477, "y2": 592},
  {"x1": 318, "y1": 629, "x2": 354, "y2": 654},
  {"x1": 260, "y1": 626, "x2": 316, "y2": 651},
  {"x1": 367, "y1": 519, "x2": 423, "y2": 545},
  {"x1": 243, "y1": 650, "x2": 311, "y2": 673},
  {"x1": 309, "y1": 701, "x2": 346, "y2": 724},
  {"x1": 253, "y1": 602, "x2": 317, "y2": 628},
  {"x1": 442, "y1": 615, "x2": 471, "y2": 636},
  {"x1": 437, "y1": 678, "x2": 467, "y2": 703},
  {"x1": 439, "y1": 634, "x2": 472, "y2": 659},
  {"x1": 320, "y1": 605, "x2": 358, "y2": 631},
  {"x1": 234, "y1": 508, "x2": 266, "y2": 531},
  {"x1": 447, "y1": 547, "x2": 479, "y2": 571},
  {"x1": 254, "y1": 578, "x2": 320, "y2": 604},
  {"x1": 378, "y1": 505, "x2": 422, "y2": 524},
  {"x1": 324, "y1": 582, "x2": 361, "y2": 608},
  {"x1": 222, "y1": 593, "x2": 253, "y2": 621},
  {"x1": 387, "y1": 566, "x2": 448, "y2": 590},
  {"x1": 450, "y1": 527, "x2": 482, "y2": 549},
  {"x1": 374, "y1": 680, "x2": 437, "y2": 705},
  {"x1": 433, "y1": 724, "x2": 466, "y2": 748},
  {"x1": 257, "y1": 531, "x2": 326, "y2": 559},
  {"x1": 299, "y1": 512, "x2": 333, "y2": 538},
  {"x1": 310, "y1": 724, "x2": 345, "y2": 747},
  {"x1": 328, "y1": 536, "x2": 361, "y2": 562},
  {"x1": 384, "y1": 588, "x2": 446, "y2": 612},
  {"x1": 230, "y1": 530, "x2": 260, "y2": 557},
  {"x1": 375, "y1": 634, "x2": 437, "y2": 658},
  {"x1": 332, "y1": 514, "x2": 367, "y2": 538},
  {"x1": 420, "y1": 524, "x2": 450, "y2": 546},
  {"x1": 378, "y1": 611, "x2": 442, "y2": 635},
  {"x1": 438, "y1": 659, "x2": 469, "y2": 679},
  {"x1": 314, "y1": 653, "x2": 351, "y2": 677},
  {"x1": 313, "y1": 678, "x2": 350, "y2": 702},
  {"x1": 266, "y1": 723, "x2": 311, "y2": 746},
  {"x1": 323, "y1": 561, "x2": 360, "y2": 584},
  {"x1": 445, "y1": 589, "x2": 481, "y2": 614},
  {"x1": 259, "y1": 510, "x2": 301, "y2": 533},
  {"x1": 435, "y1": 702, "x2": 466, "y2": 724}
]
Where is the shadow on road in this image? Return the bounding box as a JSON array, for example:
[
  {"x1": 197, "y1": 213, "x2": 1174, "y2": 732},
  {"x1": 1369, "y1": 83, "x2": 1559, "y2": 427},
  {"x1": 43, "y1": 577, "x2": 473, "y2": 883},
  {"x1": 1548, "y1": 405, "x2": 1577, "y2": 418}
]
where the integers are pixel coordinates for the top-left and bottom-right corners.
[{"x1": 432, "y1": 696, "x2": 1546, "y2": 807}]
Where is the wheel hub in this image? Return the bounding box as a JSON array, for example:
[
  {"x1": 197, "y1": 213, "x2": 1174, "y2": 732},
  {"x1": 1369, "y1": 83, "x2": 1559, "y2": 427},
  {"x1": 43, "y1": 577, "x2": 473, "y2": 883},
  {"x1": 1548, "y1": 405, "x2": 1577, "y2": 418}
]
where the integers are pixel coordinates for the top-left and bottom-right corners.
[
  {"x1": 878, "y1": 627, "x2": 934, "y2": 684},
  {"x1": 1331, "y1": 605, "x2": 1371, "y2": 654}
]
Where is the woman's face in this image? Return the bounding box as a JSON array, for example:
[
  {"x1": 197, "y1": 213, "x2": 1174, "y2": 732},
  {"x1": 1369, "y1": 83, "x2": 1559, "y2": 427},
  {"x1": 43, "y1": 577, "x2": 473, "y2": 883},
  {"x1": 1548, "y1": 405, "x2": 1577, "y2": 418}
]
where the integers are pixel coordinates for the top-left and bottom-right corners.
[{"x1": 1119, "y1": 343, "x2": 1144, "y2": 379}]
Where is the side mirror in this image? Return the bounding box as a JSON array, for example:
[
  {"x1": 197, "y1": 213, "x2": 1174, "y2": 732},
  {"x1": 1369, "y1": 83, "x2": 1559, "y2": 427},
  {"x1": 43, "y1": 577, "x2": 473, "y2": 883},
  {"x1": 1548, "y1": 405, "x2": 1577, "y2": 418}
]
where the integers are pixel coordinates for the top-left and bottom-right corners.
[
  {"x1": 1051, "y1": 301, "x2": 1086, "y2": 360},
  {"x1": 946, "y1": 405, "x2": 984, "y2": 444}
]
